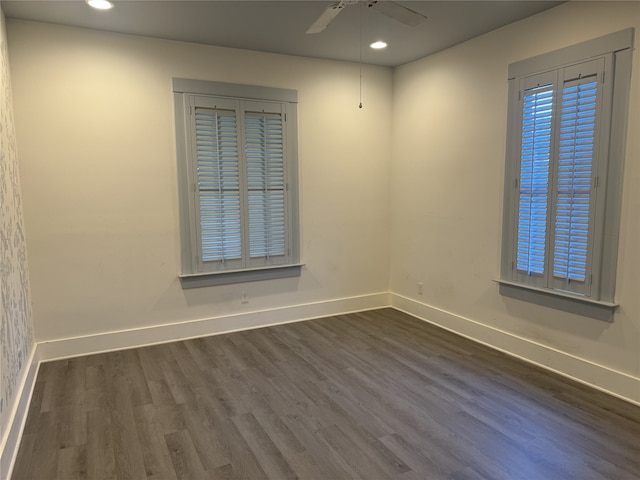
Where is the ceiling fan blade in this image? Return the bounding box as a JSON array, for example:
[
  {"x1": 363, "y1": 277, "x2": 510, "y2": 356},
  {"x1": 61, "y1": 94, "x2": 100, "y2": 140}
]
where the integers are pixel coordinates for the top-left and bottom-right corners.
[
  {"x1": 368, "y1": 1, "x2": 427, "y2": 27},
  {"x1": 306, "y1": 2, "x2": 347, "y2": 34}
]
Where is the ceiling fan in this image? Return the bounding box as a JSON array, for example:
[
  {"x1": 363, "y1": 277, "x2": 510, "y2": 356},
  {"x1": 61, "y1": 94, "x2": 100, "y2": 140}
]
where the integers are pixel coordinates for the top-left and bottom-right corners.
[{"x1": 306, "y1": 1, "x2": 428, "y2": 34}]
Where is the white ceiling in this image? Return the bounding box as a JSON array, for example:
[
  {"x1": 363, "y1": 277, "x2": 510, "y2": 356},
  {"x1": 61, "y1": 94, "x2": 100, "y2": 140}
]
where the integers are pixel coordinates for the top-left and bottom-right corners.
[{"x1": 1, "y1": 0, "x2": 563, "y2": 67}]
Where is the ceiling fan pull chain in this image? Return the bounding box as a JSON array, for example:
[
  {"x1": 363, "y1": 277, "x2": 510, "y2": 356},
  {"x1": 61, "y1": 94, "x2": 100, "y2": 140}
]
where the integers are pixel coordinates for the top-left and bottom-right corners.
[{"x1": 359, "y1": 1, "x2": 363, "y2": 109}]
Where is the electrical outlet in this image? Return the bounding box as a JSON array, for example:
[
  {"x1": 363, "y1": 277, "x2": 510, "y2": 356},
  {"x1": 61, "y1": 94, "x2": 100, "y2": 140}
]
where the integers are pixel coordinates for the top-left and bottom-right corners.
[
  {"x1": 417, "y1": 282, "x2": 424, "y2": 295},
  {"x1": 241, "y1": 292, "x2": 249, "y2": 304}
]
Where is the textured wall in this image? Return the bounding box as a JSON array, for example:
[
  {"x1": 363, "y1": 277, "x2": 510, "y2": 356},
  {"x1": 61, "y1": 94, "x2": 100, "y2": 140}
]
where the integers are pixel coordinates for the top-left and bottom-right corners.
[{"x1": 0, "y1": 8, "x2": 34, "y2": 439}]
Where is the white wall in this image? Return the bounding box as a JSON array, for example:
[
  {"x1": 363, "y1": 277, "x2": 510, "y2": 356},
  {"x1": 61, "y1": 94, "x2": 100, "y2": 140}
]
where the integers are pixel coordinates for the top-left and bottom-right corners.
[
  {"x1": 391, "y1": 0, "x2": 639, "y2": 400},
  {"x1": 7, "y1": 21, "x2": 392, "y2": 344}
]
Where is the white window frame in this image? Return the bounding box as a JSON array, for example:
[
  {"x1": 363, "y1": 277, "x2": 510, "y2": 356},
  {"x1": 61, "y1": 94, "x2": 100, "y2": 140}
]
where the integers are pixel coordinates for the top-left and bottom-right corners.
[
  {"x1": 499, "y1": 29, "x2": 634, "y2": 320},
  {"x1": 173, "y1": 79, "x2": 301, "y2": 287}
]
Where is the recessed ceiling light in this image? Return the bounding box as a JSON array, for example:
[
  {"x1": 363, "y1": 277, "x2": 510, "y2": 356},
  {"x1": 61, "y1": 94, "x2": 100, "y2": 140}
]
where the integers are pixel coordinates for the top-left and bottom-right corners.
[
  {"x1": 369, "y1": 41, "x2": 388, "y2": 50},
  {"x1": 86, "y1": 0, "x2": 114, "y2": 10}
]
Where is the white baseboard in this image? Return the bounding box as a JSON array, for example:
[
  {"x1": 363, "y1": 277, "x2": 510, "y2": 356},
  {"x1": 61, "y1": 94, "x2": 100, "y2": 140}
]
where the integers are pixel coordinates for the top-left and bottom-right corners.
[
  {"x1": 37, "y1": 292, "x2": 392, "y2": 361},
  {"x1": 1, "y1": 345, "x2": 40, "y2": 480},
  {"x1": 391, "y1": 293, "x2": 640, "y2": 406}
]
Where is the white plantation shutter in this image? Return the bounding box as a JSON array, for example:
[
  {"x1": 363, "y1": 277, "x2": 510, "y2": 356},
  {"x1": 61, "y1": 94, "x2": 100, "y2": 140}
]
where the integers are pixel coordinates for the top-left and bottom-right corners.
[
  {"x1": 513, "y1": 68, "x2": 602, "y2": 294},
  {"x1": 178, "y1": 91, "x2": 297, "y2": 276},
  {"x1": 511, "y1": 64, "x2": 604, "y2": 296},
  {"x1": 553, "y1": 78, "x2": 598, "y2": 287},
  {"x1": 245, "y1": 110, "x2": 287, "y2": 262},
  {"x1": 508, "y1": 61, "x2": 603, "y2": 295},
  {"x1": 194, "y1": 107, "x2": 242, "y2": 264},
  {"x1": 517, "y1": 84, "x2": 553, "y2": 277}
]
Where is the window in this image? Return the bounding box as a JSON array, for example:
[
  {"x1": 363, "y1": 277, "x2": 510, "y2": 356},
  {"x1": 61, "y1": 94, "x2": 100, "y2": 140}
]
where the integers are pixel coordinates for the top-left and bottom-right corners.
[
  {"x1": 173, "y1": 79, "x2": 301, "y2": 287},
  {"x1": 499, "y1": 29, "x2": 633, "y2": 318}
]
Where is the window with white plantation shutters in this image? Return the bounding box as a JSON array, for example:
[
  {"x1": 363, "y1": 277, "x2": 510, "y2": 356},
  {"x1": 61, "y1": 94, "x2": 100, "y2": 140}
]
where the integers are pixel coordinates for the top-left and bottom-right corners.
[
  {"x1": 510, "y1": 63, "x2": 602, "y2": 297},
  {"x1": 174, "y1": 79, "x2": 300, "y2": 285},
  {"x1": 500, "y1": 29, "x2": 633, "y2": 314}
]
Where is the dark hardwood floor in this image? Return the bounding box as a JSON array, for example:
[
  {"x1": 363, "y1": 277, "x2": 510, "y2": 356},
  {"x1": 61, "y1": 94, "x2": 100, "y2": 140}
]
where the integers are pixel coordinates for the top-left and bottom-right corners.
[{"x1": 11, "y1": 308, "x2": 640, "y2": 479}]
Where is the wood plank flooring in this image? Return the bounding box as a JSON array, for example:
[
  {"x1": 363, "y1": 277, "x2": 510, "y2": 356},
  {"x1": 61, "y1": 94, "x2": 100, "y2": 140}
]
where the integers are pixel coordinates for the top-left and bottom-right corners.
[{"x1": 11, "y1": 308, "x2": 640, "y2": 479}]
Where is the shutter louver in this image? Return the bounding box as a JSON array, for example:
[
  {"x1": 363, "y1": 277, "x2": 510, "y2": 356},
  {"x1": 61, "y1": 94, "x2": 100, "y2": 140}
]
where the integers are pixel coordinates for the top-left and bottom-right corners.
[
  {"x1": 553, "y1": 80, "x2": 597, "y2": 282},
  {"x1": 195, "y1": 108, "x2": 242, "y2": 262},
  {"x1": 245, "y1": 112, "x2": 286, "y2": 259},
  {"x1": 517, "y1": 85, "x2": 553, "y2": 276}
]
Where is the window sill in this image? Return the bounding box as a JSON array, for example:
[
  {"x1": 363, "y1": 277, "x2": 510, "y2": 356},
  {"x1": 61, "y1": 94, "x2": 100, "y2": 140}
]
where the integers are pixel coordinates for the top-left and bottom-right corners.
[
  {"x1": 495, "y1": 279, "x2": 617, "y2": 321},
  {"x1": 180, "y1": 264, "x2": 304, "y2": 288}
]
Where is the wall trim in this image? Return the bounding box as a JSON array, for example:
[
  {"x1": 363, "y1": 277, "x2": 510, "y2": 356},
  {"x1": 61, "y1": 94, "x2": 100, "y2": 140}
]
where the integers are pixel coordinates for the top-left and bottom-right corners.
[
  {"x1": 1, "y1": 345, "x2": 40, "y2": 480},
  {"x1": 391, "y1": 293, "x2": 640, "y2": 406},
  {"x1": 37, "y1": 292, "x2": 391, "y2": 361}
]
